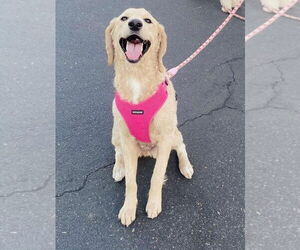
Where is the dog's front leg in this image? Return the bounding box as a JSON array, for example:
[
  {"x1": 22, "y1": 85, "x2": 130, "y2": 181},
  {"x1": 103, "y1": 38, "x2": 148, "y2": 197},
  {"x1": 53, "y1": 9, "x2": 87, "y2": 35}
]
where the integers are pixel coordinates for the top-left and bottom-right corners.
[
  {"x1": 118, "y1": 138, "x2": 138, "y2": 227},
  {"x1": 146, "y1": 139, "x2": 172, "y2": 219}
]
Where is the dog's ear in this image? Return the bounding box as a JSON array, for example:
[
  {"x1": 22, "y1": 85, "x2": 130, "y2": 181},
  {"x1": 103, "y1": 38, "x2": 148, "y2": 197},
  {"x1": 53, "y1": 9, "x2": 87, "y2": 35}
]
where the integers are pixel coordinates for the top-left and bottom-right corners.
[
  {"x1": 157, "y1": 24, "x2": 167, "y2": 73},
  {"x1": 105, "y1": 18, "x2": 117, "y2": 65}
]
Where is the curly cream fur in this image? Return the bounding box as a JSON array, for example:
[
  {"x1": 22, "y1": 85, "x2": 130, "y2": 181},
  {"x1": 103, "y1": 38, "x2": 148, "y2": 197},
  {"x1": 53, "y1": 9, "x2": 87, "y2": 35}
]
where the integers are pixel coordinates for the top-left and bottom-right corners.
[
  {"x1": 260, "y1": 0, "x2": 293, "y2": 12},
  {"x1": 220, "y1": 0, "x2": 240, "y2": 12}
]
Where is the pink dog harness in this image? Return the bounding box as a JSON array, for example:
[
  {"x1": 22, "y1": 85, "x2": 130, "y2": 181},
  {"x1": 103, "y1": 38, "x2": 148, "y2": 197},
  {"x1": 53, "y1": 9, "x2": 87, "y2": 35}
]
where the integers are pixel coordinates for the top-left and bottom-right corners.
[{"x1": 115, "y1": 81, "x2": 168, "y2": 143}]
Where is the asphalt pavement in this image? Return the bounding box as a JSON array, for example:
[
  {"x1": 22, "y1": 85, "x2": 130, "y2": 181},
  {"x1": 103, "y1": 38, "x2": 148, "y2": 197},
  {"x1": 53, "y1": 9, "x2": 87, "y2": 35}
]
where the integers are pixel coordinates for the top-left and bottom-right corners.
[{"x1": 56, "y1": 0, "x2": 245, "y2": 249}]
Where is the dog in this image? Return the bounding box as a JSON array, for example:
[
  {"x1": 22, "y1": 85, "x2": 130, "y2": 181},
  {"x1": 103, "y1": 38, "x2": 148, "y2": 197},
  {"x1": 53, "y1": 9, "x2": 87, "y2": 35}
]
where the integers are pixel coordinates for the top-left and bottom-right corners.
[
  {"x1": 260, "y1": 0, "x2": 293, "y2": 12},
  {"x1": 105, "y1": 8, "x2": 194, "y2": 226},
  {"x1": 220, "y1": 0, "x2": 240, "y2": 12}
]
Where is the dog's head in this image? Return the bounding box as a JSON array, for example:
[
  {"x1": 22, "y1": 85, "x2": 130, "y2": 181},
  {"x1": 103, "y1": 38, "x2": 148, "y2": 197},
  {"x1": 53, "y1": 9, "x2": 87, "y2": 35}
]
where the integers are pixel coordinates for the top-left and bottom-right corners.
[{"x1": 105, "y1": 8, "x2": 167, "y2": 72}]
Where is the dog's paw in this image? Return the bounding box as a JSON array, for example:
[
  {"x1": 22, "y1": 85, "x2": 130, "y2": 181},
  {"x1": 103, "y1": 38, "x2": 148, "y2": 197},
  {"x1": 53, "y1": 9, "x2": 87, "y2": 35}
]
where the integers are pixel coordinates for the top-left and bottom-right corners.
[
  {"x1": 112, "y1": 164, "x2": 125, "y2": 182},
  {"x1": 262, "y1": 6, "x2": 273, "y2": 13},
  {"x1": 221, "y1": 6, "x2": 230, "y2": 13},
  {"x1": 118, "y1": 203, "x2": 136, "y2": 227},
  {"x1": 179, "y1": 163, "x2": 194, "y2": 179},
  {"x1": 146, "y1": 198, "x2": 162, "y2": 219}
]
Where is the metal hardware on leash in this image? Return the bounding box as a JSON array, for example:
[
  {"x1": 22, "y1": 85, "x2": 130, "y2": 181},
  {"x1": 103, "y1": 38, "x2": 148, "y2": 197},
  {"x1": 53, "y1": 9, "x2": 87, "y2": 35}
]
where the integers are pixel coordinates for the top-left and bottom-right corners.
[{"x1": 167, "y1": 0, "x2": 244, "y2": 78}]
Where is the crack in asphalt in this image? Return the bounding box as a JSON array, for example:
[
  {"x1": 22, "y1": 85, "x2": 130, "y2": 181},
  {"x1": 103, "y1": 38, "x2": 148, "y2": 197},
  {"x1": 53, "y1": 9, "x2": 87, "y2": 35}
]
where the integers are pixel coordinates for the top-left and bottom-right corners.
[
  {"x1": 211, "y1": 56, "x2": 244, "y2": 71},
  {"x1": 225, "y1": 105, "x2": 244, "y2": 112},
  {"x1": 247, "y1": 61, "x2": 288, "y2": 113},
  {"x1": 179, "y1": 60, "x2": 243, "y2": 128},
  {"x1": 0, "y1": 174, "x2": 53, "y2": 198},
  {"x1": 248, "y1": 53, "x2": 300, "y2": 70},
  {"x1": 263, "y1": 106, "x2": 300, "y2": 114},
  {"x1": 56, "y1": 161, "x2": 114, "y2": 198}
]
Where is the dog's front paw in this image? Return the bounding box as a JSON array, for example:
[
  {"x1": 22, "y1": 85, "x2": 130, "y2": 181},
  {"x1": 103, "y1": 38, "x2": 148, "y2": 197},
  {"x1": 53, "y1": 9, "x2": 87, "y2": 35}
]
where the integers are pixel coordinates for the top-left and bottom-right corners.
[
  {"x1": 179, "y1": 163, "x2": 194, "y2": 179},
  {"x1": 146, "y1": 197, "x2": 162, "y2": 219},
  {"x1": 262, "y1": 6, "x2": 274, "y2": 13},
  {"x1": 112, "y1": 164, "x2": 125, "y2": 182},
  {"x1": 221, "y1": 6, "x2": 230, "y2": 13},
  {"x1": 118, "y1": 203, "x2": 136, "y2": 227}
]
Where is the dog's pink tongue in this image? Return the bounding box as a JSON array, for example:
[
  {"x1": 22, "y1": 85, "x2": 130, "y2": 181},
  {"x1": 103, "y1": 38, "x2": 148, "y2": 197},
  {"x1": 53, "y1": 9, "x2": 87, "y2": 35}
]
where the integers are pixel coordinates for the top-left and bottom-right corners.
[{"x1": 125, "y1": 42, "x2": 143, "y2": 61}]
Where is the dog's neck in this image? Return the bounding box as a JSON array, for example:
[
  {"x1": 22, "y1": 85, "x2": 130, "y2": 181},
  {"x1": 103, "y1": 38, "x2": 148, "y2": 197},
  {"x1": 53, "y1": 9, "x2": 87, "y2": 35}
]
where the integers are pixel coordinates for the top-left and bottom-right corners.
[{"x1": 113, "y1": 57, "x2": 165, "y2": 104}]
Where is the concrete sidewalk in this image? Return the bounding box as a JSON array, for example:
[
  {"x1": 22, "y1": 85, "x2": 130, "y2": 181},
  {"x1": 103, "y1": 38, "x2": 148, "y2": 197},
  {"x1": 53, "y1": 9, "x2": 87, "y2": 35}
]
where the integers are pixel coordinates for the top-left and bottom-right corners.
[{"x1": 246, "y1": 1, "x2": 300, "y2": 249}]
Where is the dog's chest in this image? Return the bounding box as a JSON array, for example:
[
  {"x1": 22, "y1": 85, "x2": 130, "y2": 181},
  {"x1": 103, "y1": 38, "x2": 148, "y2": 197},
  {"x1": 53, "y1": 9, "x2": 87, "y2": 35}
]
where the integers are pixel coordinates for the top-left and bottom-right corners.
[
  {"x1": 138, "y1": 142, "x2": 156, "y2": 151},
  {"x1": 128, "y1": 78, "x2": 141, "y2": 104},
  {"x1": 137, "y1": 141, "x2": 157, "y2": 158}
]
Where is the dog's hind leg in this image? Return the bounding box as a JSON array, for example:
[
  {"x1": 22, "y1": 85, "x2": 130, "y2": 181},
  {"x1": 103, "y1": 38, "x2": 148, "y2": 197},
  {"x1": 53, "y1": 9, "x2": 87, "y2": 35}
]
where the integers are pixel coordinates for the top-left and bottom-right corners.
[{"x1": 173, "y1": 128, "x2": 194, "y2": 179}]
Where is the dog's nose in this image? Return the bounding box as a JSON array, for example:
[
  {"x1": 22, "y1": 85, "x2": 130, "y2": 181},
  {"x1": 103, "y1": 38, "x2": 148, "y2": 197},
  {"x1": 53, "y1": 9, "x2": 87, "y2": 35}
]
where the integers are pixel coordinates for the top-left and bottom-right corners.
[{"x1": 128, "y1": 19, "x2": 143, "y2": 31}]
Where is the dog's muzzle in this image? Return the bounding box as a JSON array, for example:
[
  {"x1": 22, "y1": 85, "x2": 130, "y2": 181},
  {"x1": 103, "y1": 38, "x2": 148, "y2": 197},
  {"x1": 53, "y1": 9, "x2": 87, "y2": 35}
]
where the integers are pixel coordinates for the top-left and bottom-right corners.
[{"x1": 119, "y1": 34, "x2": 151, "y2": 63}]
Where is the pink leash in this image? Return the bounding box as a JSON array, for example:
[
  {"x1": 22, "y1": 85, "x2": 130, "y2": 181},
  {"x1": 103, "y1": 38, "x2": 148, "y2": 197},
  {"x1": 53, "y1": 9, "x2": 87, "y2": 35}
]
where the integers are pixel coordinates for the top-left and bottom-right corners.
[
  {"x1": 232, "y1": 13, "x2": 245, "y2": 21},
  {"x1": 167, "y1": 0, "x2": 244, "y2": 78},
  {"x1": 279, "y1": 13, "x2": 300, "y2": 21},
  {"x1": 245, "y1": 0, "x2": 299, "y2": 42}
]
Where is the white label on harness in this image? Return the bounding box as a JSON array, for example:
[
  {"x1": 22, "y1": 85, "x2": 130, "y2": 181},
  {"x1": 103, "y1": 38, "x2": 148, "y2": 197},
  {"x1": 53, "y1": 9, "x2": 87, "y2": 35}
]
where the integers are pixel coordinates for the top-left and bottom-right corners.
[{"x1": 131, "y1": 110, "x2": 144, "y2": 115}]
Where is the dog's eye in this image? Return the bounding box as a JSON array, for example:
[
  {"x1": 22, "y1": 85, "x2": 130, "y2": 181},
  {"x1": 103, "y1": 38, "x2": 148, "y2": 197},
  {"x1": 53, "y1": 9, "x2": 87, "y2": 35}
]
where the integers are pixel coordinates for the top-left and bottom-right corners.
[
  {"x1": 144, "y1": 18, "x2": 152, "y2": 24},
  {"x1": 120, "y1": 16, "x2": 128, "y2": 21}
]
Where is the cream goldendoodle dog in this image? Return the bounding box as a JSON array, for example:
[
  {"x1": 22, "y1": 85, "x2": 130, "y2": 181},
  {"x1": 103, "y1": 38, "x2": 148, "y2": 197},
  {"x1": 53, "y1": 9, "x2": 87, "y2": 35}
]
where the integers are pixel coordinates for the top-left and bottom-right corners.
[
  {"x1": 105, "y1": 8, "x2": 193, "y2": 226},
  {"x1": 220, "y1": 0, "x2": 240, "y2": 12},
  {"x1": 260, "y1": 0, "x2": 293, "y2": 12}
]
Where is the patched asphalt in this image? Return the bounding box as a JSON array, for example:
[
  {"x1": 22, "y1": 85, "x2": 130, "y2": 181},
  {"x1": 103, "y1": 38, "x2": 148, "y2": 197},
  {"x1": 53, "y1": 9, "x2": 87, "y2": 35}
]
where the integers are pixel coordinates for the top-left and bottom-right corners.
[{"x1": 56, "y1": 0, "x2": 245, "y2": 249}]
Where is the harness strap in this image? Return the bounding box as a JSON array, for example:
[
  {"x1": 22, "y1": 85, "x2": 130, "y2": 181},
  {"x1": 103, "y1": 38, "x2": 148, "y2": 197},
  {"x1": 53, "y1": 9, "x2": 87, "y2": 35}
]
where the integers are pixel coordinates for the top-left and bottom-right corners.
[{"x1": 115, "y1": 81, "x2": 168, "y2": 143}]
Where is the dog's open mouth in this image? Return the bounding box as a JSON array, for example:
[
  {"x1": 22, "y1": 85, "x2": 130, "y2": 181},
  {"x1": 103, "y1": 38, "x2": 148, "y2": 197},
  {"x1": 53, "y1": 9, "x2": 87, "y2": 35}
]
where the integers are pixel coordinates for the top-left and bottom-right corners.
[{"x1": 119, "y1": 35, "x2": 151, "y2": 63}]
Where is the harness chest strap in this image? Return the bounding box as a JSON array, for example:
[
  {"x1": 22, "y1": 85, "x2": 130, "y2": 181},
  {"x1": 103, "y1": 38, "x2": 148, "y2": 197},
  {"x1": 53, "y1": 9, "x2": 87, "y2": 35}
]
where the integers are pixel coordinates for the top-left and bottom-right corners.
[{"x1": 114, "y1": 81, "x2": 168, "y2": 143}]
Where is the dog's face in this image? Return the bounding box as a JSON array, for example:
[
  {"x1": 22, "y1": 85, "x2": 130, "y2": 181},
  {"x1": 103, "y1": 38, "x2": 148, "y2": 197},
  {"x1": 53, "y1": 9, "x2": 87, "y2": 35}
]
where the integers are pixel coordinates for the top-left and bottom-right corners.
[{"x1": 105, "y1": 8, "x2": 167, "y2": 72}]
